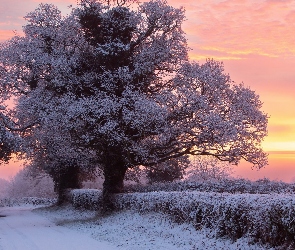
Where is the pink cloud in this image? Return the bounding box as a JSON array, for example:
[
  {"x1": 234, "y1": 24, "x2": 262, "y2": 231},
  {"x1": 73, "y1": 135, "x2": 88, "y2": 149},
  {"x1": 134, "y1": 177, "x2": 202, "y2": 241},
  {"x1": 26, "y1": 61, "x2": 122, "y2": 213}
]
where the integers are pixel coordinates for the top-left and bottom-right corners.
[
  {"x1": 3, "y1": 0, "x2": 293, "y2": 60},
  {"x1": 168, "y1": 0, "x2": 295, "y2": 60},
  {"x1": 266, "y1": 0, "x2": 293, "y2": 3},
  {"x1": 0, "y1": 30, "x2": 15, "y2": 42},
  {"x1": 0, "y1": 0, "x2": 77, "y2": 42}
]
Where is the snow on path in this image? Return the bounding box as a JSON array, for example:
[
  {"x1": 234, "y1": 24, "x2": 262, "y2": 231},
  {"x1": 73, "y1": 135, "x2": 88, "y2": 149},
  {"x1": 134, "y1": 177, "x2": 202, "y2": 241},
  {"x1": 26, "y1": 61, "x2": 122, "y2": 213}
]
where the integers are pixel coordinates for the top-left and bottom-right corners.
[{"x1": 0, "y1": 206, "x2": 121, "y2": 250}]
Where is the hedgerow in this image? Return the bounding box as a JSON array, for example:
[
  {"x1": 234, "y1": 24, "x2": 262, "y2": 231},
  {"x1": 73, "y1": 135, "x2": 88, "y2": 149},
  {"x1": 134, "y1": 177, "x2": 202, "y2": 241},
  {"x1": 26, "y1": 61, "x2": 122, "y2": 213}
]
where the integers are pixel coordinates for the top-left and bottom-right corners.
[
  {"x1": 125, "y1": 178, "x2": 295, "y2": 194},
  {"x1": 0, "y1": 197, "x2": 57, "y2": 207},
  {"x1": 70, "y1": 189, "x2": 295, "y2": 249}
]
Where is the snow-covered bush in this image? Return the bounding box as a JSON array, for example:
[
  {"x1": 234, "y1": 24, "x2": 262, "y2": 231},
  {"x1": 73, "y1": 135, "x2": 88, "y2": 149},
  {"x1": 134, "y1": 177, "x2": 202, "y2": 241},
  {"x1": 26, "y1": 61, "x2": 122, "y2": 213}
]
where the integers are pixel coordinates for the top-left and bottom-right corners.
[
  {"x1": 70, "y1": 189, "x2": 295, "y2": 248},
  {"x1": 125, "y1": 178, "x2": 295, "y2": 194},
  {"x1": 70, "y1": 189, "x2": 102, "y2": 210},
  {"x1": 0, "y1": 197, "x2": 56, "y2": 207}
]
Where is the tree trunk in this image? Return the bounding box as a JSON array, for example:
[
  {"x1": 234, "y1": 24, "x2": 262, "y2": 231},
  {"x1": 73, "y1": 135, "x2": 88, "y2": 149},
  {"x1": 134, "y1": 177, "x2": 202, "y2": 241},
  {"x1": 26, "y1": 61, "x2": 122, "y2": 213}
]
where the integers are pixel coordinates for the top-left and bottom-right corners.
[
  {"x1": 102, "y1": 161, "x2": 128, "y2": 213},
  {"x1": 55, "y1": 165, "x2": 81, "y2": 205}
]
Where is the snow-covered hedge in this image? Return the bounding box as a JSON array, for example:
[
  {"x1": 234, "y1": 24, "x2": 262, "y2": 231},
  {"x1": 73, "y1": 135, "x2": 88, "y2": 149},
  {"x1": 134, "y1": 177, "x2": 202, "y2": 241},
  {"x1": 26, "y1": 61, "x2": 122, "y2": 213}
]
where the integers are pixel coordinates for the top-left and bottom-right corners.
[
  {"x1": 70, "y1": 189, "x2": 295, "y2": 248},
  {"x1": 70, "y1": 189, "x2": 102, "y2": 210},
  {"x1": 125, "y1": 178, "x2": 295, "y2": 194},
  {"x1": 0, "y1": 197, "x2": 57, "y2": 207}
]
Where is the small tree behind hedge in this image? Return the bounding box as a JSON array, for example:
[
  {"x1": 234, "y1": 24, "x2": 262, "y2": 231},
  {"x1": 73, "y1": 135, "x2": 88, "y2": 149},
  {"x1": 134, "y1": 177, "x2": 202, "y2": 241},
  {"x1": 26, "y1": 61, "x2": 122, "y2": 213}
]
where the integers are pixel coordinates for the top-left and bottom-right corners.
[
  {"x1": 186, "y1": 155, "x2": 234, "y2": 181},
  {"x1": 147, "y1": 157, "x2": 189, "y2": 183}
]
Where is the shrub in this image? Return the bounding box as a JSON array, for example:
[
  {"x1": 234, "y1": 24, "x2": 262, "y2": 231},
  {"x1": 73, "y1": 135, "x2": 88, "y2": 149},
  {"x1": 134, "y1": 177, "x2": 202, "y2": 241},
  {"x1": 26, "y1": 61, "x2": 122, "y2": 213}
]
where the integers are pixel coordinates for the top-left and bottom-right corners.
[
  {"x1": 125, "y1": 178, "x2": 295, "y2": 194},
  {"x1": 70, "y1": 189, "x2": 102, "y2": 210},
  {"x1": 70, "y1": 189, "x2": 295, "y2": 248},
  {"x1": 0, "y1": 197, "x2": 56, "y2": 207}
]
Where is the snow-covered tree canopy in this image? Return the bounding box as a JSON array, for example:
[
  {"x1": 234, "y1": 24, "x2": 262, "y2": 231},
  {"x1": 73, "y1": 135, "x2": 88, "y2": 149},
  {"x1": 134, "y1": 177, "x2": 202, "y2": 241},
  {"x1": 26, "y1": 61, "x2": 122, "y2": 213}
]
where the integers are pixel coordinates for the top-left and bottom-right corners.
[
  {"x1": 0, "y1": 121, "x2": 16, "y2": 163},
  {"x1": 0, "y1": 0, "x2": 268, "y2": 203},
  {"x1": 0, "y1": 106, "x2": 22, "y2": 163}
]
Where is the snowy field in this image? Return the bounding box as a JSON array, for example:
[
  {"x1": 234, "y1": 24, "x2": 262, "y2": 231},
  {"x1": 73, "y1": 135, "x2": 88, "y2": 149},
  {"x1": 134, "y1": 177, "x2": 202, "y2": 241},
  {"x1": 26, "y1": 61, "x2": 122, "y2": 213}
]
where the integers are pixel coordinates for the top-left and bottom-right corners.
[{"x1": 0, "y1": 204, "x2": 269, "y2": 250}]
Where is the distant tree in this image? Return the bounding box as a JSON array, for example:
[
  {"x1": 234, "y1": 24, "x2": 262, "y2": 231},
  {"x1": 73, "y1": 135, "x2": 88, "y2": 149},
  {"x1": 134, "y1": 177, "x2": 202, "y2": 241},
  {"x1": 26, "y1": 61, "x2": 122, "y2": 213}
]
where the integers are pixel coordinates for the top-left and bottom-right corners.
[
  {"x1": 6, "y1": 166, "x2": 56, "y2": 198},
  {"x1": 186, "y1": 155, "x2": 234, "y2": 181},
  {"x1": 0, "y1": 0, "x2": 268, "y2": 211},
  {"x1": 0, "y1": 178, "x2": 9, "y2": 198},
  {"x1": 147, "y1": 156, "x2": 189, "y2": 183}
]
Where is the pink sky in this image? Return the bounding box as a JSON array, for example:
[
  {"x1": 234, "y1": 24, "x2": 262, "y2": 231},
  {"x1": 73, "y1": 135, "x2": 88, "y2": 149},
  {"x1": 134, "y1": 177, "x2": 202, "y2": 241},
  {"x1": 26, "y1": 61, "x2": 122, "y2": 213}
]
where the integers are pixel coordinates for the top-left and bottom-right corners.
[{"x1": 1, "y1": 0, "x2": 295, "y2": 181}]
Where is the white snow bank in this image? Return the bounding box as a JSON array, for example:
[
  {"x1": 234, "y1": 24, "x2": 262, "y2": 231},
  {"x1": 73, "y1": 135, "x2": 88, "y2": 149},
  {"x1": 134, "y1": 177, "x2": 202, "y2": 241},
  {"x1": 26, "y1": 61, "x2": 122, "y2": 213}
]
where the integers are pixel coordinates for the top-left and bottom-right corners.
[{"x1": 35, "y1": 205, "x2": 267, "y2": 250}]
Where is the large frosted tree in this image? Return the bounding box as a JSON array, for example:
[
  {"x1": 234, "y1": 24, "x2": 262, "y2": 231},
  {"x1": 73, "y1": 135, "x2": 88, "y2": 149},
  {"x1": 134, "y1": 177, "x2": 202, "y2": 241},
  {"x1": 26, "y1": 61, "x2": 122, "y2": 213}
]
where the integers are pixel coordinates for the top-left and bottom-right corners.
[{"x1": 0, "y1": 0, "x2": 268, "y2": 210}]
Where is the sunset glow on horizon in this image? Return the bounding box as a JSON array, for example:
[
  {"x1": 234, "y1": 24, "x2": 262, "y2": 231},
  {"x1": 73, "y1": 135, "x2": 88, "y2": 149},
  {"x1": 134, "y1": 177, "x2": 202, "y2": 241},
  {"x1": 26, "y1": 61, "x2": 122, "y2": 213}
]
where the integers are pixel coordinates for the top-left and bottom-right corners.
[{"x1": 1, "y1": 0, "x2": 295, "y2": 181}]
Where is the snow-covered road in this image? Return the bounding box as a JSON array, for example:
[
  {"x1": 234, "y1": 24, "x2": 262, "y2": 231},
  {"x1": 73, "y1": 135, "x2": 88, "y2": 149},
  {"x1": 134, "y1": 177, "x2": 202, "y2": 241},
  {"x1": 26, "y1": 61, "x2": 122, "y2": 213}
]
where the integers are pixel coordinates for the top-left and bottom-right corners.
[{"x1": 0, "y1": 206, "x2": 119, "y2": 250}]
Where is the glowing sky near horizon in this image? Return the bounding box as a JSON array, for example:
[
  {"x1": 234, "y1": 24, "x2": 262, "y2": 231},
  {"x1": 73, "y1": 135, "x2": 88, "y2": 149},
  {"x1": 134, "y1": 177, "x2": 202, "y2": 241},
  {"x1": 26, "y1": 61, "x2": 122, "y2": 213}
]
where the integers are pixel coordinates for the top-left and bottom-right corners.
[{"x1": 1, "y1": 0, "x2": 295, "y2": 180}]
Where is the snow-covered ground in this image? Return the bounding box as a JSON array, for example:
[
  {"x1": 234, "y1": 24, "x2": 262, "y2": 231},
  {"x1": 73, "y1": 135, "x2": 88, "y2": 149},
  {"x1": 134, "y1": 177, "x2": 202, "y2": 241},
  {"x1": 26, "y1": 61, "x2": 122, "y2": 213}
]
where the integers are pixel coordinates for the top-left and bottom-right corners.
[
  {"x1": 0, "y1": 205, "x2": 121, "y2": 250},
  {"x1": 0, "y1": 204, "x2": 269, "y2": 250}
]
